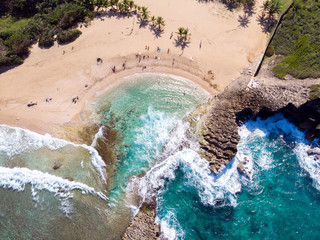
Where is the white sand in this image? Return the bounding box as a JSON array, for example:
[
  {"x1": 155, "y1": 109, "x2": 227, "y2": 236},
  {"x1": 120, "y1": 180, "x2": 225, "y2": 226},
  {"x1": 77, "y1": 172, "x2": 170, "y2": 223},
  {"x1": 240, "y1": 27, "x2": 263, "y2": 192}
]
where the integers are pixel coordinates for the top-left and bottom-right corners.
[{"x1": 0, "y1": 0, "x2": 267, "y2": 135}]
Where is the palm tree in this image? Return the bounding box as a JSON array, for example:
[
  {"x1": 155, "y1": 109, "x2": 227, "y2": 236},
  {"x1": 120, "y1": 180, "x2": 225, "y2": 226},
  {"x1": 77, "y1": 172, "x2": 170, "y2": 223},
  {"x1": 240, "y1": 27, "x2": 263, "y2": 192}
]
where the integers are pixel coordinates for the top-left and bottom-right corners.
[
  {"x1": 95, "y1": 0, "x2": 104, "y2": 11},
  {"x1": 110, "y1": 0, "x2": 119, "y2": 9},
  {"x1": 102, "y1": 0, "x2": 109, "y2": 9},
  {"x1": 176, "y1": 27, "x2": 184, "y2": 42},
  {"x1": 182, "y1": 28, "x2": 191, "y2": 42},
  {"x1": 140, "y1": 6, "x2": 149, "y2": 21},
  {"x1": 176, "y1": 27, "x2": 191, "y2": 42},
  {"x1": 129, "y1": 0, "x2": 134, "y2": 11},
  {"x1": 151, "y1": 16, "x2": 156, "y2": 26},
  {"x1": 122, "y1": 0, "x2": 129, "y2": 12},
  {"x1": 155, "y1": 16, "x2": 165, "y2": 31},
  {"x1": 261, "y1": 0, "x2": 270, "y2": 13},
  {"x1": 268, "y1": 0, "x2": 281, "y2": 20}
]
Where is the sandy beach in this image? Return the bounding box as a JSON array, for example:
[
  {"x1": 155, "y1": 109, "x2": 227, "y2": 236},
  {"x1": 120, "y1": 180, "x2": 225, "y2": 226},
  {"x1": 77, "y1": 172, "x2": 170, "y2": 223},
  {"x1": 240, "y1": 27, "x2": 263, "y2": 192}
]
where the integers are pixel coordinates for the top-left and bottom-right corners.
[{"x1": 0, "y1": 0, "x2": 268, "y2": 136}]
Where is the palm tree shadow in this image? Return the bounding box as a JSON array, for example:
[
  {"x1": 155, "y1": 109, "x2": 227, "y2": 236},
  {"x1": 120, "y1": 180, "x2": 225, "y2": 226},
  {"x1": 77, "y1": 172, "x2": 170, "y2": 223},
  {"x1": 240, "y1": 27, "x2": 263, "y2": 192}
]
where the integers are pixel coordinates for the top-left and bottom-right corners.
[
  {"x1": 139, "y1": 20, "x2": 148, "y2": 29},
  {"x1": 238, "y1": 14, "x2": 250, "y2": 27},
  {"x1": 151, "y1": 27, "x2": 164, "y2": 38},
  {"x1": 256, "y1": 13, "x2": 272, "y2": 33},
  {"x1": 221, "y1": 0, "x2": 239, "y2": 12},
  {"x1": 174, "y1": 38, "x2": 190, "y2": 50},
  {"x1": 243, "y1": 3, "x2": 256, "y2": 16}
]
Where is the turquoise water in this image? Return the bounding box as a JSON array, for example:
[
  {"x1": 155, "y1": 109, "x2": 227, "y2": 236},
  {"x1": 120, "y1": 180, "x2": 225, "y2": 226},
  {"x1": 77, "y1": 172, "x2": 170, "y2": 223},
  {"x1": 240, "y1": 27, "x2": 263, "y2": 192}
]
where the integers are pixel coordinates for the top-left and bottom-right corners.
[
  {"x1": 94, "y1": 73, "x2": 209, "y2": 206},
  {"x1": 152, "y1": 115, "x2": 320, "y2": 239},
  {"x1": 1, "y1": 73, "x2": 320, "y2": 240}
]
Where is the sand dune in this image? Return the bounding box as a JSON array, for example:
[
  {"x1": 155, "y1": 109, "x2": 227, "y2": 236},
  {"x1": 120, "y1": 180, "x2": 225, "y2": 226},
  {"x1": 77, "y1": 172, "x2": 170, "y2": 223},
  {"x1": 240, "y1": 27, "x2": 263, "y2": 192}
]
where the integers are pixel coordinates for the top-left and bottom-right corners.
[{"x1": 0, "y1": 0, "x2": 267, "y2": 135}]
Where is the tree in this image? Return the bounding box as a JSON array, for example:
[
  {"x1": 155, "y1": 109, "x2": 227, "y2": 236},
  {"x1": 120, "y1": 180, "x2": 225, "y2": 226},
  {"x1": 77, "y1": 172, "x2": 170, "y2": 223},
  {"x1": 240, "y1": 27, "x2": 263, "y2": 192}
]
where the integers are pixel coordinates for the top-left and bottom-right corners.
[
  {"x1": 262, "y1": 0, "x2": 281, "y2": 20},
  {"x1": 140, "y1": 6, "x2": 149, "y2": 21},
  {"x1": 176, "y1": 27, "x2": 191, "y2": 42},
  {"x1": 110, "y1": 0, "x2": 119, "y2": 9},
  {"x1": 129, "y1": 0, "x2": 134, "y2": 11},
  {"x1": 151, "y1": 16, "x2": 156, "y2": 26},
  {"x1": 95, "y1": 0, "x2": 104, "y2": 11},
  {"x1": 176, "y1": 27, "x2": 184, "y2": 42},
  {"x1": 155, "y1": 16, "x2": 165, "y2": 31}
]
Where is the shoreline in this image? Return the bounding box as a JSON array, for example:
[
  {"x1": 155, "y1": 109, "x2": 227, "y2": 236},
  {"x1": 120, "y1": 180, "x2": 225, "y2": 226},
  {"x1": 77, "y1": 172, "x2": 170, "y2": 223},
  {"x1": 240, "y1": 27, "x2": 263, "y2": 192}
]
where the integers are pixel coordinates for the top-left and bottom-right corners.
[
  {"x1": 0, "y1": 0, "x2": 268, "y2": 138},
  {"x1": 0, "y1": 53, "x2": 216, "y2": 137}
]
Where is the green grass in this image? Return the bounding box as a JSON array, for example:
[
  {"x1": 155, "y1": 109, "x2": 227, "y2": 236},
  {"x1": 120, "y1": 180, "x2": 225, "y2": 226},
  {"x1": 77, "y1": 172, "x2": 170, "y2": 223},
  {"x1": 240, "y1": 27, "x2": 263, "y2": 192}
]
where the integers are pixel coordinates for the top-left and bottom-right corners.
[
  {"x1": 271, "y1": 0, "x2": 320, "y2": 79},
  {"x1": 309, "y1": 84, "x2": 320, "y2": 100},
  {"x1": 0, "y1": 16, "x2": 29, "y2": 32},
  {"x1": 279, "y1": 0, "x2": 292, "y2": 13}
]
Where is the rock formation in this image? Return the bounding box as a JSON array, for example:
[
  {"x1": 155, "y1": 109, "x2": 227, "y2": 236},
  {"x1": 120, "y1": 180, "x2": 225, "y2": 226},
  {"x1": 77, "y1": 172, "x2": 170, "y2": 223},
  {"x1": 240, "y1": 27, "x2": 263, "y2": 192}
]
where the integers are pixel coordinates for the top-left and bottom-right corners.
[
  {"x1": 200, "y1": 76, "x2": 316, "y2": 174},
  {"x1": 122, "y1": 200, "x2": 161, "y2": 240},
  {"x1": 237, "y1": 157, "x2": 251, "y2": 179}
]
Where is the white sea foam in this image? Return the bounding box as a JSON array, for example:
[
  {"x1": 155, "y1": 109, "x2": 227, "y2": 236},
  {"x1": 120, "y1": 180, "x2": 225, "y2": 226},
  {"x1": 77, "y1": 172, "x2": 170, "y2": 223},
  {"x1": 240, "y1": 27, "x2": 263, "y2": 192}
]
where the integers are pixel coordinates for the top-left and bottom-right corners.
[
  {"x1": 91, "y1": 126, "x2": 105, "y2": 148},
  {"x1": 140, "y1": 114, "x2": 311, "y2": 240},
  {"x1": 0, "y1": 166, "x2": 107, "y2": 217},
  {"x1": 132, "y1": 107, "x2": 176, "y2": 168},
  {"x1": 0, "y1": 124, "x2": 107, "y2": 183}
]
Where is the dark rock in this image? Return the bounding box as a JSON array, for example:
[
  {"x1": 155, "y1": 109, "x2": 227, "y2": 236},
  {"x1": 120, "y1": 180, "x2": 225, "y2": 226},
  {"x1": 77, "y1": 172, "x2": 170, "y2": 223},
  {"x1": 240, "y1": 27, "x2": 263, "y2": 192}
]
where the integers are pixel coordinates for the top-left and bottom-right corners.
[
  {"x1": 53, "y1": 163, "x2": 62, "y2": 170},
  {"x1": 237, "y1": 157, "x2": 250, "y2": 179},
  {"x1": 200, "y1": 77, "x2": 317, "y2": 174}
]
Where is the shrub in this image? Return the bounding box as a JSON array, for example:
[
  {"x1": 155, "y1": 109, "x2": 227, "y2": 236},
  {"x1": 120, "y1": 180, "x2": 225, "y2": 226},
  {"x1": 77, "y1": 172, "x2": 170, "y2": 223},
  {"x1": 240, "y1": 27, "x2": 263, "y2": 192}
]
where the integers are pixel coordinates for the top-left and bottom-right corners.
[
  {"x1": 39, "y1": 30, "x2": 55, "y2": 48},
  {"x1": 5, "y1": 31, "x2": 32, "y2": 56},
  {"x1": 272, "y1": 63, "x2": 287, "y2": 79},
  {"x1": 265, "y1": 44, "x2": 275, "y2": 57},
  {"x1": 59, "y1": 4, "x2": 87, "y2": 29},
  {"x1": 0, "y1": 30, "x2": 14, "y2": 40},
  {"x1": 57, "y1": 29, "x2": 82, "y2": 44},
  {"x1": 0, "y1": 55, "x2": 23, "y2": 66},
  {"x1": 309, "y1": 84, "x2": 320, "y2": 100}
]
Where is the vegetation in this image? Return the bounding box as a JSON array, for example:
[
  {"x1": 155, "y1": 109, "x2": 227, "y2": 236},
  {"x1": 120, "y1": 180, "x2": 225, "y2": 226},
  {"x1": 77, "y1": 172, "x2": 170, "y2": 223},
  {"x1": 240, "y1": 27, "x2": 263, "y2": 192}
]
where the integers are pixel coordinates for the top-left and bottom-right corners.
[
  {"x1": 271, "y1": 0, "x2": 320, "y2": 79},
  {"x1": 0, "y1": 0, "x2": 165, "y2": 69},
  {"x1": 155, "y1": 16, "x2": 165, "y2": 31},
  {"x1": 176, "y1": 27, "x2": 191, "y2": 43},
  {"x1": 261, "y1": 0, "x2": 281, "y2": 21},
  {"x1": 57, "y1": 29, "x2": 82, "y2": 44},
  {"x1": 309, "y1": 84, "x2": 320, "y2": 100}
]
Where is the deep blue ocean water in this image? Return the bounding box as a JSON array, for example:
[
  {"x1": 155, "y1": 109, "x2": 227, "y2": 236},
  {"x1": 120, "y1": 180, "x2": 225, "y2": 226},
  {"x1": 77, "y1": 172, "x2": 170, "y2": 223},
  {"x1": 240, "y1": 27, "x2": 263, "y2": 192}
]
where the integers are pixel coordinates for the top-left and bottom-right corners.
[{"x1": 0, "y1": 74, "x2": 319, "y2": 239}]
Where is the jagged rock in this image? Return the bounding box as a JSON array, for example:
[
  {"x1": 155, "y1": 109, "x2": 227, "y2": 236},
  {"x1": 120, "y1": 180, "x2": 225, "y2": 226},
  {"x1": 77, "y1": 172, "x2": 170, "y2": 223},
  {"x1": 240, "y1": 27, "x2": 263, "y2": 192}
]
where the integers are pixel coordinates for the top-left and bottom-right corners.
[
  {"x1": 237, "y1": 157, "x2": 250, "y2": 179},
  {"x1": 200, "y1": 77, "x2": 316, "y2": 174},
  {"x1": 122, "y1": 199, "x2": 161, "y2": 240},
  {"x1": 307, "y1": 148, "x2": 320, "y2": 155}
]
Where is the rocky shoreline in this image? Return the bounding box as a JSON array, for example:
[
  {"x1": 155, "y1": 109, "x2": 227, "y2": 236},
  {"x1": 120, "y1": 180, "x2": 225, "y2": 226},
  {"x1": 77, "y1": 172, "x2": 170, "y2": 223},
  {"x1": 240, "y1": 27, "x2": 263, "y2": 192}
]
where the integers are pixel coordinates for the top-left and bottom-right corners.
[
  {"x1": 121, "y1": 71, "x2": 320, "y2": 239},
  {"x1": 200, "y1": 73, "x2": 320, "y2": 173}
]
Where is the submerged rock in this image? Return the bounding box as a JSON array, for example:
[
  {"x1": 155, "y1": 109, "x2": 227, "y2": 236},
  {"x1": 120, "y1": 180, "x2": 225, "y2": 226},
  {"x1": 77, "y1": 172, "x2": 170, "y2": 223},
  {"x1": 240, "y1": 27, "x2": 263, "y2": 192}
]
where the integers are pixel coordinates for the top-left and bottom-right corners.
[{"x1": 237, "y1": 157, "x2": 250, "y2": 179}]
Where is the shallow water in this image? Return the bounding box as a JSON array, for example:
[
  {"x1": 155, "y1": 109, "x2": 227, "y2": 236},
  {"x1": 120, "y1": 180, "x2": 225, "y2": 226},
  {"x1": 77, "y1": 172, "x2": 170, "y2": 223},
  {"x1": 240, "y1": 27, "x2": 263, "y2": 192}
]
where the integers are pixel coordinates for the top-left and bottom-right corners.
[{"x1": 1, "y1": 74, "x2": 320, "y2": 240}]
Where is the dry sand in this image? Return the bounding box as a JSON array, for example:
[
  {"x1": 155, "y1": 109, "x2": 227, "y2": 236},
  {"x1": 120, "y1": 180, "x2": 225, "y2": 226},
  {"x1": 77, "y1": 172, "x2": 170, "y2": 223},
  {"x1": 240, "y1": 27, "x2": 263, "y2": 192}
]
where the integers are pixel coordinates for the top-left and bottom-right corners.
[{"x1": 0, "y1": 0, "x2": 268, "y2": 136}]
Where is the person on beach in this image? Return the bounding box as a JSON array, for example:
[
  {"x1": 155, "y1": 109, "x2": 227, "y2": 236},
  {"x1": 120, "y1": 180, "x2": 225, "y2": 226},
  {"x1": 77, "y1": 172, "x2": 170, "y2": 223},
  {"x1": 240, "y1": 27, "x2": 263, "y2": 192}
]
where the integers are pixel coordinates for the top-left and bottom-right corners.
[
  {"x1": 170, "y1": 32, "x2": 173, "y2": 39},
  {"x1": 123, "y1": 62, "x2": 126, "y2": 70},
  {"x1": 167, "y1": 48, "x2": 170, "y2": 54},
  {"x1": 200, "y1": 40, "x2": 202, "y2": 49}
]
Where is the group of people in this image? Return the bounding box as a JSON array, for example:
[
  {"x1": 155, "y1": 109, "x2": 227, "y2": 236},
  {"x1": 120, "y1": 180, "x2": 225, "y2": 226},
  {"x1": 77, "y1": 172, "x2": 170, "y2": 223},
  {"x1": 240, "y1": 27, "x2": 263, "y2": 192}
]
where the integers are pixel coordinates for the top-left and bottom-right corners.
[
  {"x1": 97, "y1": 57, "x2": 103, "y2": 65},
  {"x1": 72, "y1": 96, "x2": 79, "y2": 104}
]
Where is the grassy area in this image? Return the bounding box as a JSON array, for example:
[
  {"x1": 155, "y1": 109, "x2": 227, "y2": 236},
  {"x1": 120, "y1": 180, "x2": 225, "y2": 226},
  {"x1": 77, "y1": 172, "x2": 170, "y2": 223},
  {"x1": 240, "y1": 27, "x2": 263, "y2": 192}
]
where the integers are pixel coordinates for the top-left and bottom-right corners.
[
  {"x1": 279, "y1": 0, "x2": 292, "y2": 13},
  {"x1": 309, "y1": 84, "x2": 320, "y2": 100},
  {"x1": 0, "y1": 16, "x2": 29, "y2": 32},
  {"x1": 271, "y1": 0, "x2": 320, "y2": 79}
]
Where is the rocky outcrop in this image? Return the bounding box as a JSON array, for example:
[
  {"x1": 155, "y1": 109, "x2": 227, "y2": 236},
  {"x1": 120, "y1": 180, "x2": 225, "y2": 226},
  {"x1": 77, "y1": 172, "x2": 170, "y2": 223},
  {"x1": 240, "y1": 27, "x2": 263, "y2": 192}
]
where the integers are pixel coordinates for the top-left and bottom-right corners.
[
  {"x1": 200, "y1": 76, "x2": 314, "y2": 174},
  {"x1": 237, "y1": 157, "x2": 251, "y2": 179},
  {"x1": 122, "y1": 200, "x2": 161, "y2": 240}
]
